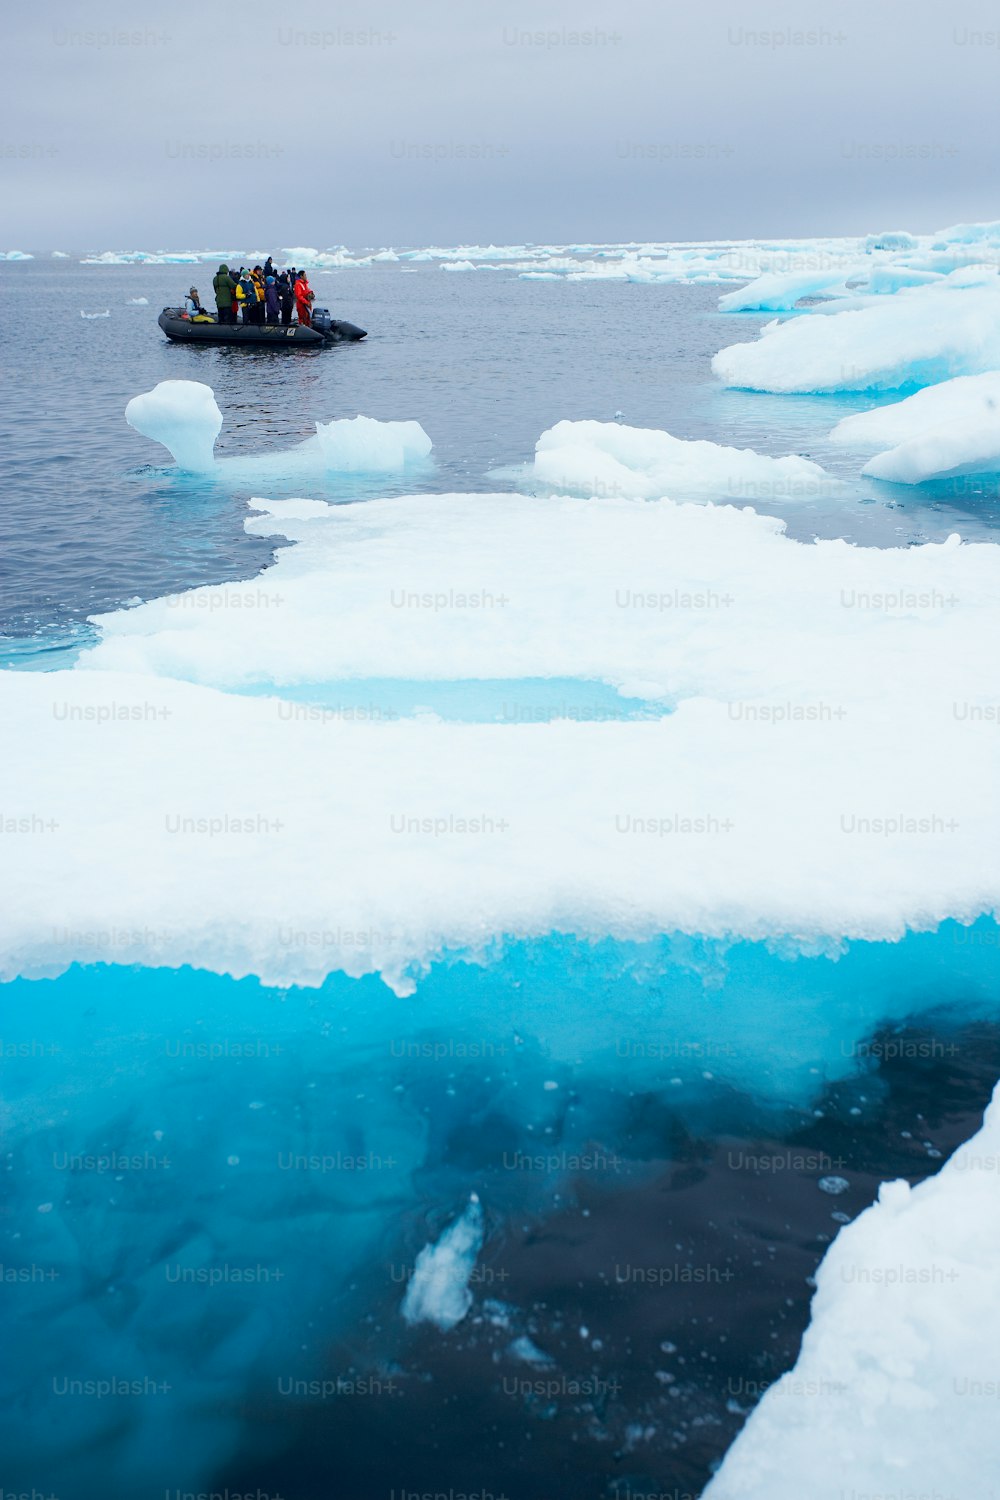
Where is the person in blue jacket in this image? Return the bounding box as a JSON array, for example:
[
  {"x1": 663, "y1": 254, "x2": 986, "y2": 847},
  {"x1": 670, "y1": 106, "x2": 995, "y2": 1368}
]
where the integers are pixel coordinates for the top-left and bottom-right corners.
[{"x1": 264, "y1": 275, "x2": 280, "y2": 323}]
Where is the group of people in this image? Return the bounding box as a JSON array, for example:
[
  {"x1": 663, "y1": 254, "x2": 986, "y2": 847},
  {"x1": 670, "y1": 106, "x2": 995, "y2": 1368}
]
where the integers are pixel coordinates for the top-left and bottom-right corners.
[{"x1": 184, "y1": 259, "x2": 316, "y2": 327}]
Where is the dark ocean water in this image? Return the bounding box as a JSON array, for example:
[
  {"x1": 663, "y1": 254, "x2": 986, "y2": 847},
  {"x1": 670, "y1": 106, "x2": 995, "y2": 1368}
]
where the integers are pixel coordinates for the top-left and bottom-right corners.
[{"x1": 3, "y1": 255, "x2": 1000, "y2": 1499}]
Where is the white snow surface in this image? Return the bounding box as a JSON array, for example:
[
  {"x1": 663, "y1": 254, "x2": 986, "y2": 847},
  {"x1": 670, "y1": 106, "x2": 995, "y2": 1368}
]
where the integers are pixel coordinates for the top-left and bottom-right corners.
[
  {"x1": 1, "y1": 491, "x2": 998, "y2": 990},
  {"x1": 401, "y1": 1196, "x2": 484, "y2": 1330},
  {"x1": 529, "y1": 419, "x2": 836, "y2": 502},
  {"x1": 706, "y1": 1083, "x2": 1000, "y2": 1499},
  {"x1": 829, "y1": 373, "x2": 1000, "y2": 482},
  {"x1": 124, "y1": 380, "x2": 222, "y2": 471}
]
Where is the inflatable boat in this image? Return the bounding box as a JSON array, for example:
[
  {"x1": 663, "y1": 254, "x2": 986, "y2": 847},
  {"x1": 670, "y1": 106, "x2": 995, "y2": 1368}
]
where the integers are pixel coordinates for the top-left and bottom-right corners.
[{"x1": 158, "y1": 307, "x2": 367, "y2": 347}]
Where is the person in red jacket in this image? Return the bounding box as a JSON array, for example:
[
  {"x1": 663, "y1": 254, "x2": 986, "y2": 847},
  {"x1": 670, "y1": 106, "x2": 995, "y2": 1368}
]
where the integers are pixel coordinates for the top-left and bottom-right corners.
[{"x1": 293, "y1": 271, "x2": 314, "y2": 327}]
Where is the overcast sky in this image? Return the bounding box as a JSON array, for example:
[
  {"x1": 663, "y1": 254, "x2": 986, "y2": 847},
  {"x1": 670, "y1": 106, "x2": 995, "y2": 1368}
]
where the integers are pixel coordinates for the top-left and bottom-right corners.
[{"x1": 4, "y1": 0, "x2": 999, "y2": 249}]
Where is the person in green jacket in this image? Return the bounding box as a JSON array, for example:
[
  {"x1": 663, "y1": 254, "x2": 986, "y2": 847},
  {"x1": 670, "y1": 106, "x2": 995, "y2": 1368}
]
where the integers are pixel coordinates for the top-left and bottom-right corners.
[{"x1": 213, "y1": 264, "x2": 237, "y2": 324}]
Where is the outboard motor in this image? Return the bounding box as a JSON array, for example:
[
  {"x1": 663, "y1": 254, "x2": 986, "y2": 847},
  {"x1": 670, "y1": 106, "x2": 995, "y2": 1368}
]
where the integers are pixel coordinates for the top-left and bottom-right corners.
[{"x1": 310, "y1": 307, "x2": 367, "y2": 342}]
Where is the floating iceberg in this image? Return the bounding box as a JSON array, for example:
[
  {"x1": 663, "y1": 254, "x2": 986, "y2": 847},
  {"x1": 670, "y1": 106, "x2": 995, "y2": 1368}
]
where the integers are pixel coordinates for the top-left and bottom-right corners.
[
  {"x1": 829, "y1": 372, "x2": 1000, "y2": 482},
  {"x1": 401, "y1": 1196, "x2": 484, "y2": 1330},
  {"x1": 124, "y1": 380, "x2": 222, "y2": 471},
  {"x1": 0, "y1": 249, "x2": 33, "y2": 260},
  {"x1": 705, "y1": 1083, "x2": 1000, "y2": 1498},
  {"x1": 80, "y1": 309, "x2": 110, "y2": 319},
  {"x1": 122, "y1": 381, "x2": 430, "y2": 479},
  {"x1": 314, "y1": 415, "x2": 432, "y2": 472},
  {"x1": 713, "y1": 277, "x2": 1000, "y2": 392},
  {"x1": 126, "y1": 296, "x2": 149, "y2": 305},
  {"x1": 529, "y1": 419, "x2": 836, "y2": 502},
  {"x1": 718, "y1": 266, "x2": 866, "y2": 312}
]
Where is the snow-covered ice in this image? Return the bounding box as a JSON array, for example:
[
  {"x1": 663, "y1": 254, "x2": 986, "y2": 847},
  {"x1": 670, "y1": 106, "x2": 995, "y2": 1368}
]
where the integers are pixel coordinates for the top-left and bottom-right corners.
[
  {"x1": 314, "y1": 415, "x2": 432, "y2": 472},
  {"x1": 528, "y1": 419, "x2": 836, "y2": 501},
  {"x1": 0, "y1": 489, "x2": 996, "y2": 1007},
  {"x1": 124, "y1": 380, "x2": 222, "y2": 471},
  {"x1": 706, "y1": 1083, "x2": 1000, "y2": 1499},
  {"x1": 713, "y1": 276, "x2": 1000, "y2": 392},
  {"x1": 829, "y1": 373, "x2": 1000, "y2": 482}
]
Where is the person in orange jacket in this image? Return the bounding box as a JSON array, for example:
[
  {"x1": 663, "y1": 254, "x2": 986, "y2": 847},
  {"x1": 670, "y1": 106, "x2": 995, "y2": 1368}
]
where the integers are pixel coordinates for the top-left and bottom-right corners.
[{"x1": 294, "y1": 271, "x2": 314, "y2": 327}]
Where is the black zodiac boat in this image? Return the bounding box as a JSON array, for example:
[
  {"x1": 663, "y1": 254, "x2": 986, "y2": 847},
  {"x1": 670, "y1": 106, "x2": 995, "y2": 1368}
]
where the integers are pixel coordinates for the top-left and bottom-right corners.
[{"x1": 158, "y1": 307, "x2": 367, "y2": 347}]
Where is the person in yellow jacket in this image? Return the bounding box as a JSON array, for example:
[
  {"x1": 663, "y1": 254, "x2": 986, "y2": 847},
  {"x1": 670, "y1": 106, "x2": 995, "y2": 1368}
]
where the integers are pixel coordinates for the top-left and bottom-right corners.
[
  {"x1": 237, "y1": 269, "x2": 256, "y2": 324},
  {"x1": 250, "y1": 266, "x2": 267, "y2": 325}
]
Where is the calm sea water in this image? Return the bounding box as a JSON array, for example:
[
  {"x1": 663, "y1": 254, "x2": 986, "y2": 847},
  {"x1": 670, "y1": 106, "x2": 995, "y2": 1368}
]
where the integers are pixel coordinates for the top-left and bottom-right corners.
[{"x1": 3, "y1": 256, "x2": 1000, "y2": 664}]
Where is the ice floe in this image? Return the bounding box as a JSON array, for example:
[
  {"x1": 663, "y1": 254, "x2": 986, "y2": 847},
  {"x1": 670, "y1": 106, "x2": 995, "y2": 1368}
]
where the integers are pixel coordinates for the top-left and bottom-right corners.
[
  {"x1": 528, "y1": 419, "x2": 836, "y2": 502},
  {"x1": 1, "y1": 491, "x2": 998, "y2": 996},
  {"x1": 706, "y1": 1083, "x2": 1000, "y2": 1498},
  {"x1": 830, "y1": 373, "x2": 1000, "y2": 482},
  {"x1": 713, "y1": 276, "x2": 1000, "y2": 393}
]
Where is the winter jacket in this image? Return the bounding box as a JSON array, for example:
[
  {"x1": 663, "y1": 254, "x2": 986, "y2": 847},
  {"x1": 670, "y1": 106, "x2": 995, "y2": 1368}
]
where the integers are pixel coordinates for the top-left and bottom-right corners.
[{"x1": 212, "y1": 265, "x2": 237, "y2": 308}]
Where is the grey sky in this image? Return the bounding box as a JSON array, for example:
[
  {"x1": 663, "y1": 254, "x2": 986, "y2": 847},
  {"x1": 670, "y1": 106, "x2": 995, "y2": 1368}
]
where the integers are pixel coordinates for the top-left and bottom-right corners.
[{"x1": 3, "y1": 0, "x2": 999, "y2": 248}]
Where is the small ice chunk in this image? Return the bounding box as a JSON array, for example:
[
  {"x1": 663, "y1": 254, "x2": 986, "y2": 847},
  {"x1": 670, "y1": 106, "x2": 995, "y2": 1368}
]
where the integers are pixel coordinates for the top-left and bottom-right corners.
[
  {"x1": 817, "y1": 1175, "x2": 850, "y2": 1195},
  {"x1": 401, "y1": 1194, "x2": 484, "y2": 1331},
  {"x1": 508, "y1": 1335, "x2": 554, "y2": 1366},
  {"x1": 125, "y1": 379, "x2": 223, "y2": 471},
  {"x1": 314, "y1": 415, "x2": 432, "y2": 473}
]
